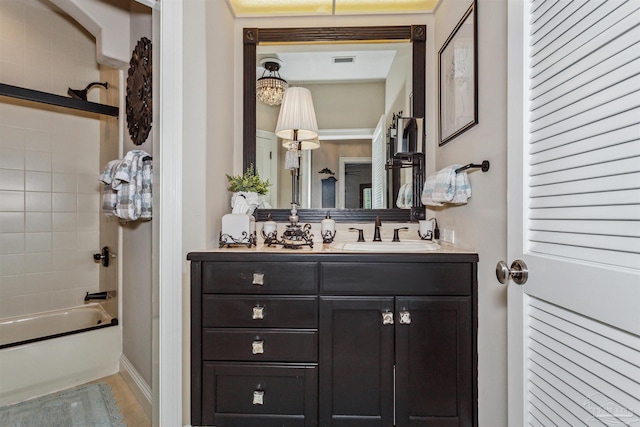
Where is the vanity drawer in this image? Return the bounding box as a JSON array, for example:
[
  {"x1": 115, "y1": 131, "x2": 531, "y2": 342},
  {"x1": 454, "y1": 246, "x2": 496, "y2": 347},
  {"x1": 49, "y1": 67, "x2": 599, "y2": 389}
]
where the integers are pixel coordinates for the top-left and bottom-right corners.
[
  {"x1": 202, "y1": 363, "x2": 318, "y2": 427},
  {"x1": 203, "y1": 296, "x2": 318, "y2": 328},
  {"x1": 321, "y1": 262, "x2": 472, "y2": 295},
  {"x1": 203, "y1": 329, "x2": 318, "y2": 362},
  {"x1": 203, "y1": 262, "x2": 318, "y2": 294}
]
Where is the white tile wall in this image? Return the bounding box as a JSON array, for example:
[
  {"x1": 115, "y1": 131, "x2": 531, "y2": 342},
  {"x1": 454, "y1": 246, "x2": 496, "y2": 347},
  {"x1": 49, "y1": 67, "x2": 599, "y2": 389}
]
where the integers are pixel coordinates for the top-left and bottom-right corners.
[{"x1": 0, "y1": 0, "x2": 103, "y2": 319}]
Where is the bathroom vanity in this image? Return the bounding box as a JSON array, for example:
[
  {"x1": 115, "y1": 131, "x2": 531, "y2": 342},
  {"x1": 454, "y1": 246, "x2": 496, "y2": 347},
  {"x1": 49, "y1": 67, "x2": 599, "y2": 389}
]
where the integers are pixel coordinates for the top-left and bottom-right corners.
[{"x1": 188, "y1": 248, "x2": 478, "y2": 427}]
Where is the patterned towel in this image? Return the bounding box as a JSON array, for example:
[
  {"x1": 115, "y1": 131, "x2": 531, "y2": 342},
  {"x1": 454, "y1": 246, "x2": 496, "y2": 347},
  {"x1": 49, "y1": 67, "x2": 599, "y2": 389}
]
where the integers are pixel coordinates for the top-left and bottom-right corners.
[
  {"x1": 99, "y1": 150, "x2": 152, "y2": 221},
  {"x1": 99, "y1": 160, "x2": 121, "y2": 216},
  {"x1": 451, "y1": 170, "x2": 471, "y2": 204},
  {"x1": 396, "y1": 183, "x2": 413, "y2": 209},
  {"x1": 421, "y1": 164, "x2": 471, "y2": 206}
]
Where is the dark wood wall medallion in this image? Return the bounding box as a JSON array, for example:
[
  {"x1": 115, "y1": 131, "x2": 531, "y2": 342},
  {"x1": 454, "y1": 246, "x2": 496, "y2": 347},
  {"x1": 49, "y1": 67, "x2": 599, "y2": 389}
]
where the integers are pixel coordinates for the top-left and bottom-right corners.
[{"x1": 126, "y1": 37, "x2": 152, "y2": 146}]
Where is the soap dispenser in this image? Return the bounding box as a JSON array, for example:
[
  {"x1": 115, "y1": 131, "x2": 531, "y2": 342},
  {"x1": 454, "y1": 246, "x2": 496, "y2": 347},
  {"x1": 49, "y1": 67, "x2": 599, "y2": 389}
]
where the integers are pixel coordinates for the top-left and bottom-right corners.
[{"x1": 321, "y1": 212, "x2": 336, "y2": 243}]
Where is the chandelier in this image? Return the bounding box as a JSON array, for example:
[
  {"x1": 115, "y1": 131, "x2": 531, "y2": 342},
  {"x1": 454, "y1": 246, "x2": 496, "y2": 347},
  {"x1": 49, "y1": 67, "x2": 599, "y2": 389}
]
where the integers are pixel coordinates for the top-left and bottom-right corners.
[{"x1": 256, "y1": 59, "x2": 288, "y2": 106}]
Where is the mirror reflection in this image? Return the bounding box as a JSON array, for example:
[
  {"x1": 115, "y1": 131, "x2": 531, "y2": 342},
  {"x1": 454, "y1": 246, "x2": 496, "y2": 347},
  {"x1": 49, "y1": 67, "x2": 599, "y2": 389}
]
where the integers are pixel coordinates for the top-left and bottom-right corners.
[{"x1": 255, "y1": 42, "x2": 415, "y2": 210}]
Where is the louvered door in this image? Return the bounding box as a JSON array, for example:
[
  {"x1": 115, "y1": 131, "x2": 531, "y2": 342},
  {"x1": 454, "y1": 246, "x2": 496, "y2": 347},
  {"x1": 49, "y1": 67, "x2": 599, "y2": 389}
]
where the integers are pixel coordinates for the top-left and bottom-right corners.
[{"x1": 507, "y1": 1, "x2": 640, "y2": 425}]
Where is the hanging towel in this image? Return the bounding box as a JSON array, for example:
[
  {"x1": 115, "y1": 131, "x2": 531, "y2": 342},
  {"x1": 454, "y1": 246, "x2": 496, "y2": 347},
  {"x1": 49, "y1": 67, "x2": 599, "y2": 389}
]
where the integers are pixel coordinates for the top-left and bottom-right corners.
[
  {"x1": 431, "y1": 165, "x2": 458, "y2": 203},
  {"x1": 421, "y1": 172, "x2": 443, "y2": 206},
  {"x1": 99, "y1": 159, "x2": 121, "y2": 216},
  {"x1": 140, "y1": 157, "x2": 153, "y2": 219},
  {"x1": 396, "y1": 183, "x2": 413, "y2": 209},
  {"x1": 421, "y1": 164, "x2": 472, "y2": 206},
  {"x1": 99, "y1": 150, "x2": 152, "y2": 221},
  {"x1": 450, "y1": 170, "x2": 472, "y2": 204}
]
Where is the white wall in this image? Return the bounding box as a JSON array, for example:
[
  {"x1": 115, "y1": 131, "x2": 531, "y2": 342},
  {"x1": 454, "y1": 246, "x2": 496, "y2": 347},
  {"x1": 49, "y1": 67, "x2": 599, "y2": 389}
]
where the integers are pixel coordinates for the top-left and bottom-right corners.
[
  {"x1": 181, "y1": 0, "x2": 236, "y2": 423},
  {"x1": 433, "y1": 0, "x2": 508, "y2": 425},
  {"x1": 0, "y1": 0, "x2": 104, "y2": 318},
  {"x1": 120, "y1": 0, "x2": 153, "y2": 388}
]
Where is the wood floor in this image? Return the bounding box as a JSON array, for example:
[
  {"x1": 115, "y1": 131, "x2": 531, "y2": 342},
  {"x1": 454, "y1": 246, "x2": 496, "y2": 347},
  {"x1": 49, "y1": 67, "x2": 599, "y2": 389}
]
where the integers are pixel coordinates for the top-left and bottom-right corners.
[{"x1": 91, "y1": 374, "x2": 151, "y2": 427}]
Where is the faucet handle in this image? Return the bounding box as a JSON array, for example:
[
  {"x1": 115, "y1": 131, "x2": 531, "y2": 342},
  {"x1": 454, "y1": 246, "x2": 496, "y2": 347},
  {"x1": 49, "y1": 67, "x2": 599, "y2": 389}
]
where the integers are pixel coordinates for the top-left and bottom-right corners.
[
  {"x1": 349, "y1": 228, "x2": 365, "y2": 242},
  {"x1": 392, "y1": 227, "x2": 409, "y2": 242}
]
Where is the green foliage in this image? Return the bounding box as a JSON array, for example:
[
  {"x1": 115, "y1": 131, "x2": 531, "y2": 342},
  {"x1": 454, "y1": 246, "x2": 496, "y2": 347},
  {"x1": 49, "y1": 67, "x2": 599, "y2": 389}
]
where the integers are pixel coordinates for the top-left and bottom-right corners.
[{"x1": 226, "y1": 165, "x2": 270, "y2": 195}]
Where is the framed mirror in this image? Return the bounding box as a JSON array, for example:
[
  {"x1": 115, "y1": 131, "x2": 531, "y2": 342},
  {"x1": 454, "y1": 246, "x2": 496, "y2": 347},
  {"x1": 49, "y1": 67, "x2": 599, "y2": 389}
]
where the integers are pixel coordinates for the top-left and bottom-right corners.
[{"x1": 244, "y1": 26, "x2": 426, "y2": 222}]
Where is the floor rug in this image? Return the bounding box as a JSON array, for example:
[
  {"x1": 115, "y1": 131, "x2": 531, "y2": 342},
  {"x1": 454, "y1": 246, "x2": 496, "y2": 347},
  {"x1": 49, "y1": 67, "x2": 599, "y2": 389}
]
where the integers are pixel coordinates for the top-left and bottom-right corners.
[{"x1": 0, "y1": 383, "x2": 125, "y2": 427}]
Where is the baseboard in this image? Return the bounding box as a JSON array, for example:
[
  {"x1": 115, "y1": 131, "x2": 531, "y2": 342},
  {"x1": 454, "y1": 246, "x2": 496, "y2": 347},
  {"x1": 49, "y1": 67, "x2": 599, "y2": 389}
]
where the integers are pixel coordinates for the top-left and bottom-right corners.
[{"x1": 119, "y1": 354, "x2": 152, "y2": 419}]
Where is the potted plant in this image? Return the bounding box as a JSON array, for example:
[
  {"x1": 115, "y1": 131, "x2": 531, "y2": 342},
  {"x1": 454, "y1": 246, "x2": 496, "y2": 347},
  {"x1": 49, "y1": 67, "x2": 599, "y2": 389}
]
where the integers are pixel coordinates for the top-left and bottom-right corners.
[{"x1": 226, "y1": 165, "x2": 270, "y2": 215}]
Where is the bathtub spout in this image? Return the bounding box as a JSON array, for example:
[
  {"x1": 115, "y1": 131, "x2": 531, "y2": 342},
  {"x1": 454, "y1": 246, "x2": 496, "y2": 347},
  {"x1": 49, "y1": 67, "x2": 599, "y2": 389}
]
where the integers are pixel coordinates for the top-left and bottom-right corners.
[{"x1": 84, "y1": 291, "x2": 108, "y2": 302}]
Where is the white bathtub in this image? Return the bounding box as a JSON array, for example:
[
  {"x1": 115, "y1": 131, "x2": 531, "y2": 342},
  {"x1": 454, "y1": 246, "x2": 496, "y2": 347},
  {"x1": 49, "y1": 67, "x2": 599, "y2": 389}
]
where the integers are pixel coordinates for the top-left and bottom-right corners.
[{"x1": 0, "y1": 304, "x2": 122, "y2": 406}]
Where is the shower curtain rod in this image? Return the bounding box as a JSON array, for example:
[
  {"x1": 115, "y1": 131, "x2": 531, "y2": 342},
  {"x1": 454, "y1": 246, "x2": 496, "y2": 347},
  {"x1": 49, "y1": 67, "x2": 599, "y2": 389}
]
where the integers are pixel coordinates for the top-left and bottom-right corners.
[{"x1": 0, "y1": 83, "x2": 119, "y2": 117}]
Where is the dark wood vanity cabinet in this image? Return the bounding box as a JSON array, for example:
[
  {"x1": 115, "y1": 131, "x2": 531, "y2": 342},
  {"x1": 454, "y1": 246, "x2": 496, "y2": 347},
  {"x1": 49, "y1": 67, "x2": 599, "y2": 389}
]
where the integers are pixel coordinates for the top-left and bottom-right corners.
[{"x1": 189, "y1": 252, "x2": 478, "y2": 427}]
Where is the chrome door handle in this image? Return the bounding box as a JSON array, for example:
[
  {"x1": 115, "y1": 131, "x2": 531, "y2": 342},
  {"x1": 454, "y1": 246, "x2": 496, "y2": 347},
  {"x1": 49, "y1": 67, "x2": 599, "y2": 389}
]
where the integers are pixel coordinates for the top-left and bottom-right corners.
[
  {"x1": 252, "y1": 339, "x2": 264, "y2": 354},
  {"x1": 252, "y1": 273, "x2": 264, "y2": 285},
  {"x1": 252, "y1": 390, "x2": 264, "y2": 405},
  {"x1": 496, "y1": 260, "x2": 528, "y2": 285},
  {"x1": 399, "y1": 311, "x2": 411, "y2": 325},
  {"x1": 252, "y1": 305, "x2": 265, "y2": 320},
  {"x1": 382, "y1": 311, "x2": 394, "y2": 325}
]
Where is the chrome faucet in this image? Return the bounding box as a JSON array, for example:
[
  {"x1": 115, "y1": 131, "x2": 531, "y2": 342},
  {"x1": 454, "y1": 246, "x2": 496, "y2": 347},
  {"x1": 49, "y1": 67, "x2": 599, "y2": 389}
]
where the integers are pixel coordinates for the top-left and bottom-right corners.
[{"x1": 373, "y1": 216, "x2": 382, "y2": 242}]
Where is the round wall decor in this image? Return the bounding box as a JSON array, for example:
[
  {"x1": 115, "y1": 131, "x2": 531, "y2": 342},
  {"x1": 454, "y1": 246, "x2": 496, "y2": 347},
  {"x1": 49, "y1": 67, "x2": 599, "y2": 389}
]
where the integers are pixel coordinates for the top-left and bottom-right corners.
[{"x1": 126, "y1": 37, "x2": 152, "y2": 145}]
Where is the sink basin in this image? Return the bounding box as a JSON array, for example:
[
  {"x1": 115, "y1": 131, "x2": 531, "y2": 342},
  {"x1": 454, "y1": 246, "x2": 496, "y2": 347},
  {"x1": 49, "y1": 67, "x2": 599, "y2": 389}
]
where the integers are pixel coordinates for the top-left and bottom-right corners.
[{"x1": 331, "y1": 241, "x2": 440, "y2": 252}]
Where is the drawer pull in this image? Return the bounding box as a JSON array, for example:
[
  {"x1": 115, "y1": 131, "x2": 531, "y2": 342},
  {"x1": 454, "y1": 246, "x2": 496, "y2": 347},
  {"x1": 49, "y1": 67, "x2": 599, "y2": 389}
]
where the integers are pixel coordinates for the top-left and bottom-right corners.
[
  {"x1": 382, "y1": 311, "x2": 394, "y2": 325},
  {"x1": 252, "y1": 273, "x2": 264, "y2": 286},
  {"x1": 252, "y1": 340, "x2": 264, "y2": 354},
  {"x1": 252, "y1": 305, "x2": 265, "y2": 320},
  {"x1": 252, "y1": 390, "x2": 264, "y2": 405},
  {"x1": 399, "y1": 311, "x2": 411, "y2": 325}
]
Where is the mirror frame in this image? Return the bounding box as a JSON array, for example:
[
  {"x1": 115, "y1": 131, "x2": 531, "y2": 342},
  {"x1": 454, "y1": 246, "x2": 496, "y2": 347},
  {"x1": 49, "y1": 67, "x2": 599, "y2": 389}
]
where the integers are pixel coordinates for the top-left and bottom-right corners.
[{"x1": 244, "y1": 25, "x2": 426, "y2": 222}]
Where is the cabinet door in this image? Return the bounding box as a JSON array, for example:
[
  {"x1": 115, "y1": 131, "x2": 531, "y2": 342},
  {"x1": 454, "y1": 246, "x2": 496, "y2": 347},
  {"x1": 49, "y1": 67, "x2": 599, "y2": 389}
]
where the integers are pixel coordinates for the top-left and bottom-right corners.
[
  {"x1": 395, "y1": 297, "x2": 473, "y2": 427},
  {"x1": 319, "y1": 297, "x2": 395, "y2": 427},
  {"x1": 202, "y1": 363, "x2": 318, "y2": 427}
]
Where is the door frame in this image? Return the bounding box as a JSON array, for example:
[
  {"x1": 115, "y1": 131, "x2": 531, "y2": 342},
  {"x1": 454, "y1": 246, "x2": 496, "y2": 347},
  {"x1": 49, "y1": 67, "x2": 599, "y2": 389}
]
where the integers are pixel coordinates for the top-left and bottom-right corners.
[{"x1": 338, "y1": 157, "x2": 372, "y2": 209}]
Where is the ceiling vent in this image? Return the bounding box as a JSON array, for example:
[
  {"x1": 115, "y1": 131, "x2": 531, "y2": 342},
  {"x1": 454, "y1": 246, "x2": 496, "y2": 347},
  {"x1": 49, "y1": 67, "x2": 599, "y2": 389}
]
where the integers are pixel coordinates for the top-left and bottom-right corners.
[{"x1": 332, "y1": 56, "x2": 355, "y2": 64}]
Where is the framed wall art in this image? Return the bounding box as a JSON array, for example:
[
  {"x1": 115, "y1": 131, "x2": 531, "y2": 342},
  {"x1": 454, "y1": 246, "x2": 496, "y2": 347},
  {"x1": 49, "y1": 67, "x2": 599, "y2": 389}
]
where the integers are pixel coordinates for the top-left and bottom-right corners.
[{"x1": 438, "y1": 2, "x2": 478, "y2": 146}]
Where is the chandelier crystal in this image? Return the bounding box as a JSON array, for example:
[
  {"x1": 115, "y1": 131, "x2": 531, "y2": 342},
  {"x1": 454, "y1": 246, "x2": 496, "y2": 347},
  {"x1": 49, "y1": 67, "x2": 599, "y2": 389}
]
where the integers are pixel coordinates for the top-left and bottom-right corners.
[{"x1": 256, "y1": 60, "x2": 288, "y2": 106}]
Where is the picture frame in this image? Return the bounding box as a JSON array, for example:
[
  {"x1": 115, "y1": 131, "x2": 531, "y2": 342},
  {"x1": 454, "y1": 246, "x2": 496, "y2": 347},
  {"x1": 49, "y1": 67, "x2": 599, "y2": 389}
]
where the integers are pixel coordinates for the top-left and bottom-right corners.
[{"x1": 438, "y1": 2, "x2": 478, "y2": 146}]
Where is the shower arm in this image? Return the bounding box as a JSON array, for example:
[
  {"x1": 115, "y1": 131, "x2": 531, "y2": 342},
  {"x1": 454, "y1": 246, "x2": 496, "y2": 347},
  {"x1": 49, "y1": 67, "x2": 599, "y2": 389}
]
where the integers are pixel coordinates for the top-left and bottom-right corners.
[{"x1": 67, "y1": 82, "x2": 109, "y2": 101}]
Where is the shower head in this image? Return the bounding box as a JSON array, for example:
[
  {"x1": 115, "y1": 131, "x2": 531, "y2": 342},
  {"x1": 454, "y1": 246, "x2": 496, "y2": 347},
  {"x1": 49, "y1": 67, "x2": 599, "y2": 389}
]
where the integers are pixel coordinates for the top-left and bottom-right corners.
[{"x1": 67, "y1": 81, "x2": 109, "y2": 101}]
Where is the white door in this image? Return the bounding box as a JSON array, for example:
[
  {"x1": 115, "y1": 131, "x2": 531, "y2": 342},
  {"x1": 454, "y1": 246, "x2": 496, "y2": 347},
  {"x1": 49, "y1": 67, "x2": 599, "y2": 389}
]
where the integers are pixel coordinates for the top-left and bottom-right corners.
[
  {"x1": 372, "y1": 115, "x2": 386, "y2": 209},
  {"x1": 507, "y1": 1, "x2": 640, "y2": 426},
  {"x1": 256, "y1": 129, "x2": 278, "y2": 207}
]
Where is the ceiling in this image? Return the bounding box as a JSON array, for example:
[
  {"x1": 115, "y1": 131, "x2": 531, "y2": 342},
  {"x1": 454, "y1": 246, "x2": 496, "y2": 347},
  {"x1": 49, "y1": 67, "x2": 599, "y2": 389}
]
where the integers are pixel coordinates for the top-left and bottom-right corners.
[
  {"x1": 227, "y1": 0, "x2": 439, "y2": 17},
  {"x1": 258, "y1": 42, "x2": 411, "y2": 84}
]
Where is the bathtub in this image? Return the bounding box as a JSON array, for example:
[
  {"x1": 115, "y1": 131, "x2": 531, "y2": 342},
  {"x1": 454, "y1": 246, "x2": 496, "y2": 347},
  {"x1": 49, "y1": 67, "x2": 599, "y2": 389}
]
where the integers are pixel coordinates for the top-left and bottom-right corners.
[{"x1": 0, "y1": 304, "x2": 122, "y2": 406}]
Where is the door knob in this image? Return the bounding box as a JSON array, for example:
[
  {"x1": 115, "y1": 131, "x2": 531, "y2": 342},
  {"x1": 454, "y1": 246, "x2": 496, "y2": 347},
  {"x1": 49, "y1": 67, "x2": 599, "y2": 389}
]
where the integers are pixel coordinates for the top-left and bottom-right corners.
[{"x1": 496, "y1": 260, "x2": 528, "y2": 285}]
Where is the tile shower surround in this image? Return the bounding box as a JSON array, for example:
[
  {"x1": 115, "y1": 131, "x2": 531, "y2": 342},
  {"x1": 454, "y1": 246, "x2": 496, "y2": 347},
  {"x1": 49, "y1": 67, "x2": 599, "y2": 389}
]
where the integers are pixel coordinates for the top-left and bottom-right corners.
[{"x1": 0, "y1": 0, "x2": 103, "y2": 318}]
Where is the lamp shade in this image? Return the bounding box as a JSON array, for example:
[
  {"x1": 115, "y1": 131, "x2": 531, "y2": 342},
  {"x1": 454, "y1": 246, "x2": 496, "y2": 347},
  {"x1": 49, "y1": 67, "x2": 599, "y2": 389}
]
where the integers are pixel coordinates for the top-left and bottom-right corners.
[
  {"x1": 282, "y1": 138, "x2": 320, "y2": 150},
  {"x1": 275, "y1": 87, "x2": 318, "y2": 141}
]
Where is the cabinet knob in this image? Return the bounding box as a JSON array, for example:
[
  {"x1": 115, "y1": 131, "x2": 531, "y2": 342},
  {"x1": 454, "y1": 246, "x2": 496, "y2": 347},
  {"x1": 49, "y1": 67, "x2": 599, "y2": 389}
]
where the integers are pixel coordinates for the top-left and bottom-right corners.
[
  {"x1": 252, "y1": 305, "x2": 265, "y2": 320},
  {"x1": 252, "y1": 390, "x2": 265, "y2": 405},
  {"x1": 252, "y1": 339, "x2": 264, "y2": 354},
  {"x1": 252, "y1": 273, "x2": 264, "y2": 285},
  {"x1": 381, "y1": 311, "x2": 394, "y2": 325},
  {"x1": 399, "y1": 311, "x2": 411, "y2": 325}
]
